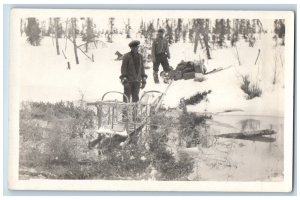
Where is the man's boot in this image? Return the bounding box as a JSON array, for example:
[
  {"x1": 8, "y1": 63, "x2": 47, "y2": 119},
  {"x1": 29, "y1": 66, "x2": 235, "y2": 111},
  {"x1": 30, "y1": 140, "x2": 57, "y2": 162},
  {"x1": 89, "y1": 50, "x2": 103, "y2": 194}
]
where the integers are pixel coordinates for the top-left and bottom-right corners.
[{"x1": 153, "y1": 71, "x2": 159, "y2": 84}]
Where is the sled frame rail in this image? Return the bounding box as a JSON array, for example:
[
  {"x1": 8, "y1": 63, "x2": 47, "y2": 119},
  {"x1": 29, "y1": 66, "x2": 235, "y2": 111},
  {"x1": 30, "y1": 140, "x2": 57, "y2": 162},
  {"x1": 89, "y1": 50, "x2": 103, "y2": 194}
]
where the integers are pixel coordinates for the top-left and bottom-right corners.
[{"x1": 87, "y1": 90, "x2": 164, "y2": 135}]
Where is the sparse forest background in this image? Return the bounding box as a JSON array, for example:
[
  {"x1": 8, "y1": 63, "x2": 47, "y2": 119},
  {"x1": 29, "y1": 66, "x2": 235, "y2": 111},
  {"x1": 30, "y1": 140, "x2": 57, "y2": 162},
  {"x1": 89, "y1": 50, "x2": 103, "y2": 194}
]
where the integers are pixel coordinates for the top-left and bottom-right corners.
[{"x1": 22, "y1": 17, "x2": 285, "y2": 63}]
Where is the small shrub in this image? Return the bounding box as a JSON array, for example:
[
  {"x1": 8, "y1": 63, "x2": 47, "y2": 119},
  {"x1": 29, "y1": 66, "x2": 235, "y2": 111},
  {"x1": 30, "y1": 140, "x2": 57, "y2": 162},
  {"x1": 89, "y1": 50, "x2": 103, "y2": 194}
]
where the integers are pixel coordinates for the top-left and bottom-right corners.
[
  {"x1": 59, "y1": 144, "x2": 152, "y2": 180},
  {"x1": 96, "y1": 144, "x2": 151, "y2": 179},
  {"x1": 184, "y1": 90, "x2": 212, "y2": 106},
  {"x1": 44, "y1": 130, "x2": 77, "y2": 166},
  {"x1": 241, "y1": 75, "x2": 262, "y2": 99},
  {"x1": 19, "y1": 101, "x2": 96, "y2": 170},
  {"x1": 149, "y1": 128, "x2": 194, "y2": 180},
  {"x1": 178, "y1": 112, "x2": 206, "y2": 148}
]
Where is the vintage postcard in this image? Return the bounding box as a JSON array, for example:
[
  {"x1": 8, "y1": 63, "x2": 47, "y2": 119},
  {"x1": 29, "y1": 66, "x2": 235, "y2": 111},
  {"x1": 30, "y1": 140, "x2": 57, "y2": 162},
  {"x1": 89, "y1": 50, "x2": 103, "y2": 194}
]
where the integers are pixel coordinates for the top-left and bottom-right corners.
[{"x1": 8, "y1": 9, "x2": 294, "y2": 191}]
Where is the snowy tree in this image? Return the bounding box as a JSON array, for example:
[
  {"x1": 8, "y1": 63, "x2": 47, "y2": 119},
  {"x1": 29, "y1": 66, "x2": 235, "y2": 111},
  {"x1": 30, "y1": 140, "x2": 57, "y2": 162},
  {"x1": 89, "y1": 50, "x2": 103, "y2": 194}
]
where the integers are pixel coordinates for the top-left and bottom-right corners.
[
  {"x1": 139, "y1": 20, "x2": 144, "y2": 37},
  {"x1": 175, "y1": 18, "x2": 182, "y2": 43},
  {"x1": 20, "y1": 19, "x2": 24, "y2": 36},
  {"x1": 107, "y1": 17, "x2": 115, "y2": 43},
  {"x1": 189, "y1": 27, "x2": 194, "y2": 43},
  {"x1": 82, "y1": 17, "x2": 96, "y2": 52},
  {"x1": 231, "y1": 19, "x2": 240, "y2": 46},
  {"x1": 40, "y1": 20, "x2": 48, "y2": 37},
  {"x1": 194, "y1": 19, "x2": 211, "y2": 59},
  {"x1": 213, "y1": 19, "x2": 224, "y2": 47},
  {"x1": 25, "y1": 18, "x2": 42, "y2": 46},
  {"x1": 193, "y1": 19, "x2": 203, "y2": 52},
  {"x1": 146, "y1": 21, "x2": 155, "y2": 44},
  {"x1": 47, "y1": 18, "x2": 54, "y2": 37},
  {"x1": 274, "y1": 19, "x2": 285, "y2": 46},
  {"x1": 239, "y1": 19, "x2": 246, "y2": 37},
  {"x1": 182, "y1": 24, "x2": 188, "y2": 42},
  {"x1": 257, "y1": 19, "x2": 264, "y2": 34},
  {"x1": 166, "y1": 19, "x2": 173, "y2": 44},
  {"x1": 251, "y1": 19, "x2": 257, "y2": 34},
  {"x1": 156, "y1": 18, "x2": 160, "y2": 29},
  {"x1": 226, "y1": 19, "x2": 231, "y2": 40},
  {"x1": 124, "y1": 19, "x2": 131, "y2": 38},
  {"x1": 220, "y1": 19, "x2": 226, "y2": 46}
]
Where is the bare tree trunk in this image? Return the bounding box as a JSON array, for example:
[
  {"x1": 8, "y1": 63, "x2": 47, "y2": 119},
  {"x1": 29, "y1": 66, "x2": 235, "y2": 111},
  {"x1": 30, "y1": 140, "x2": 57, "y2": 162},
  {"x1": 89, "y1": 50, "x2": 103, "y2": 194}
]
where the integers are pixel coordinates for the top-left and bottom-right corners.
[
  {"x1": 71, "y1": 18, "x2": 79, "y2": 64},
  {"x1": 54, "y1": 18, "x2": 60, "y2": 55},
  {"x1": 126, "y1": 18, "x2": 131, "y2": 38},
  {"x1": 64, "y1": 19, "x2": 68, "y2": 51},
  {"x1": 194, "y1": 20, "x2": 205, "y2": 53},
  {"x1": 108, "y1": 18, "x2": 115, "y2": 43},
  {"x1": 20, "y1": 19, "x2": 23, "y2": 36},
  {"x1": 194, "y1": 29, "x2": 199, "y2": 54},
  {"x1": 203, "y1": 32, "x2": 211, "y2": 59},
  {"x1": 235, "y1": 46, "x2": 241, "y2": 66},
  {"x1": 199, "y1": 37, "x2": 204, "y2": 49}
]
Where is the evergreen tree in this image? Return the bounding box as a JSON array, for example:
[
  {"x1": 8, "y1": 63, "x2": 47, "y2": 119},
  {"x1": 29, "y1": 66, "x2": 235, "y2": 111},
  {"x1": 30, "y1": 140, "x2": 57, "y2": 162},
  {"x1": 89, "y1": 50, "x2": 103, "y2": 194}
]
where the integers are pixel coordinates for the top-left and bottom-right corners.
[
  {"x1": 20, "y1": 19, "x2": 24, "y2": 36},
  {"x1": 182, "y1": 24, "x2": 188, "y2": 43},
  {"x1": 226, "y1": 19, "x2": 231, "y2": 40},
  {"x1": 194, "y1": 19, "x2": 211, "y2": 59},
  {"x1": 107, "y1": 17, "x2": 115, "y2": 43},
  {"x1": 231, "y1": 19, "x2": 239, "y2": 46},
  {"x1": 156, "y1": 18, "x2": 160, "y2": 29},
  {"x1": 274, "y1": 19, "x2": 285, "y2": 45},
  {"x1": 240, "y1": 19, "x2": 247, "y2": 39},
  {"x1": 125, "y1": 19, "x2": 131, "y2": 38},
  {"x1": 47, "y1": 18, "x2": 54, "y2": 36},
  {"x1": 26, "y1": 18, "x2": 42, "y2": 46},
  {"x1": 139, "y1": 19, "x2": 145, "y2": 37},
  {"x1": 82, "y1": 17, "x2": 96, "y2": 52},
  {"x1": 188, "y1": 26, "x2": 194, "y2": 43},
  {"x1": 219, "y1": 19, "x2": 226, "y2": 47},
  {"x1": 246, "y1": 19, "x2": 251, "y2": 36},
  {"x1": 166, "y1": 19, "x2": 173, "y2": 44},
  {"x1": 252, "y1": 19, "x2": 257, "y2": 34},
  {"x1": 175, "y1": 18, "x2": 182, "y2": 43},
  {"x1": 146, "y1": 21, "x2": 155, "y2": 44}
]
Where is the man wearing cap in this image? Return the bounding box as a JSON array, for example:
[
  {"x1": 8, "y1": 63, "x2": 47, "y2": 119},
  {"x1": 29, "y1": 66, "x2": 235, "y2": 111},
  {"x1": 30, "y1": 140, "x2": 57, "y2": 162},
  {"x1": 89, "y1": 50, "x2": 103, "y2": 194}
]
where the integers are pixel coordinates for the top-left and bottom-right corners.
[
  {"x1": 151, "y1": 28, "x2": 171, "y2": 84},
  {"x1": 120, "y1": 40, "x2": 147, "y2": 103}
]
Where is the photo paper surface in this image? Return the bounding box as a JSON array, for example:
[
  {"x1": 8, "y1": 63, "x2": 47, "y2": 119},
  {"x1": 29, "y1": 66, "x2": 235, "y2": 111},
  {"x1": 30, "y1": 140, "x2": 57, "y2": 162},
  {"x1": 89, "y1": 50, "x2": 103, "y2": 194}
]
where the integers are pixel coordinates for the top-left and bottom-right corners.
[{"x1": 8, "y1": 9, "x2": 294, "y2": 192}]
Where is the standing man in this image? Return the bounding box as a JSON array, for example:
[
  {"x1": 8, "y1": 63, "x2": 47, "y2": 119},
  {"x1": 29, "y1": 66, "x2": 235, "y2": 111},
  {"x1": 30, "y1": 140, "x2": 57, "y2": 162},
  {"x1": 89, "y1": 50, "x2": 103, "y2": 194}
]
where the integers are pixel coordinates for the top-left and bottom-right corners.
[
  {"x1": 151, "y1": 28, "x2": 171, "y2": 84},
  {"x1": 120, "y1": 40, "x2": 147, "y2": 103}
]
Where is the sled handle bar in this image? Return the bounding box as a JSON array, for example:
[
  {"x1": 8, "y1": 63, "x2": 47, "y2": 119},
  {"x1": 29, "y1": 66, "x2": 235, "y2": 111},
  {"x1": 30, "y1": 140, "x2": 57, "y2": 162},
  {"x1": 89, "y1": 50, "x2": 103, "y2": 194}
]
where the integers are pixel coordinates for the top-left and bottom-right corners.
[
  {"x1": 101, "y1": 91, "x2": 129, "y2": 103},
  {"x1": 140, "y1": 90, "x2": 164, "y2": 101}
]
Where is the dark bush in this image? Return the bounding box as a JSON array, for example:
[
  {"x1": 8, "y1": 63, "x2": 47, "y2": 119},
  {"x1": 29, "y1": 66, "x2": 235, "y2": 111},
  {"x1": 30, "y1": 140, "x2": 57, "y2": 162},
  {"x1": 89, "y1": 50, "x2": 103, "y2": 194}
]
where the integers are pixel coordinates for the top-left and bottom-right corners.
[{"x1": 184, "y1": 90, "x2": 212, "y2": 106}]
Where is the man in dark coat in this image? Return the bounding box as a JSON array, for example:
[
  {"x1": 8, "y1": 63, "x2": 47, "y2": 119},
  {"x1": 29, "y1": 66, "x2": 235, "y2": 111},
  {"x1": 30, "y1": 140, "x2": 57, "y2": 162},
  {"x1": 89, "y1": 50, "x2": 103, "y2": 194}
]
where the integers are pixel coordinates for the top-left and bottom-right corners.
[
  {"x1": 120, "y1": 40, "x2": 147, "y2": 103},
  {"x1": 151, "y1": 28, "x2": 171, "y2": 83}
]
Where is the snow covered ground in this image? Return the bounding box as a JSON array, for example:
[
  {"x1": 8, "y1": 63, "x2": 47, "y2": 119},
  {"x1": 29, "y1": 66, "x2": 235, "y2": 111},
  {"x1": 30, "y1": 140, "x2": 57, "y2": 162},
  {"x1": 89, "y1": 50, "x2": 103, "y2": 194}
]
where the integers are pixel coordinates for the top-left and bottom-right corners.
[{"x1": 18, "y1": 30, "x2": 285, "y2": 117}]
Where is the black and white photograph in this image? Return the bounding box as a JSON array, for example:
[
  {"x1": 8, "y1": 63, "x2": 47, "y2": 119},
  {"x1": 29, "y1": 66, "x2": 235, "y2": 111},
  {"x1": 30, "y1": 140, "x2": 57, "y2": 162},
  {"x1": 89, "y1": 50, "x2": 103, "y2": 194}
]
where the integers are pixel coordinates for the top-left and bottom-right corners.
[{"x1": 8, "y1": 9, "x2": 294, "y2": 192}]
